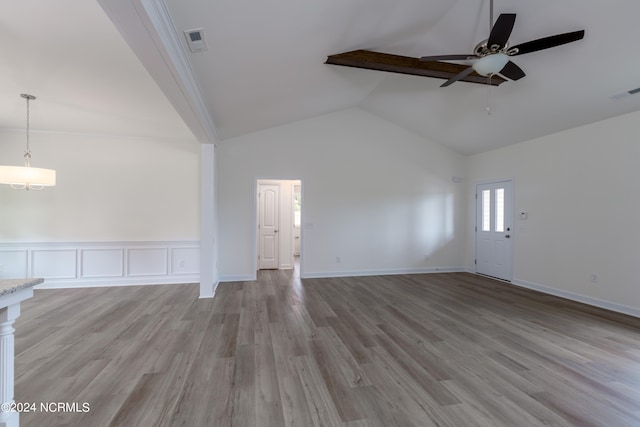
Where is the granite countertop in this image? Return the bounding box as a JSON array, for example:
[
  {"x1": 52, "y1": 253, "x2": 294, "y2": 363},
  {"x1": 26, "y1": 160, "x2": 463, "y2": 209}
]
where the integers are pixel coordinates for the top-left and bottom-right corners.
[{"x1": 0, "y1": 278, "x2": 44, "y2": 297}]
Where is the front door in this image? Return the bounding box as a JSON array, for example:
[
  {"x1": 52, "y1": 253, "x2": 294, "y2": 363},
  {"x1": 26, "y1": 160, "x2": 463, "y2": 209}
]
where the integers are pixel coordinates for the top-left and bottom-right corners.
[
  {"x1": 476, "y1": 180, "x2": 513, "y2": 281},
  {"x1": 258, "y1": 183, "x2": 280, "y2": 269}
]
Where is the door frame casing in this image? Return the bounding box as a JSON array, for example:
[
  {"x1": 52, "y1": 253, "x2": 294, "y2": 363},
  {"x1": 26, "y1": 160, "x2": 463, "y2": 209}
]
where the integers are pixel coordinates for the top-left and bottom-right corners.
[
  {"x1": 253, "y1": 177, "x2": 304, "y2": 278},
  {"x1": 474, "y1": 177, "x2": 515, "y2": 282}
]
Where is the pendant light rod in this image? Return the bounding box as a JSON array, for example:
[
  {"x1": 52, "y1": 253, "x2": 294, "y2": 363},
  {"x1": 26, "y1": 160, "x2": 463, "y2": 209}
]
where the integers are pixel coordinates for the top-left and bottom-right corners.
[{"x1": 21, "y1": 94, "x2": 36, "y2": 167}]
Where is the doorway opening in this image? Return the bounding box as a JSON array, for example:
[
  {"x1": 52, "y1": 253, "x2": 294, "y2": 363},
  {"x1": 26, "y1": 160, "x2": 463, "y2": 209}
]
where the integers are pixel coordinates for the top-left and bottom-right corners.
[{"x1": 256, "y1": 179, "x2": 302, "y2": 275}]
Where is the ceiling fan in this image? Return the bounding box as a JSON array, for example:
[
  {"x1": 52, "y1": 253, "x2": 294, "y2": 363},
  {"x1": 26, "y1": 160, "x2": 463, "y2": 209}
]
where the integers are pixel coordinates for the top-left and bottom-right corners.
[{"x1": 420, "y1": 0, "x2": 585, "y2": 87}]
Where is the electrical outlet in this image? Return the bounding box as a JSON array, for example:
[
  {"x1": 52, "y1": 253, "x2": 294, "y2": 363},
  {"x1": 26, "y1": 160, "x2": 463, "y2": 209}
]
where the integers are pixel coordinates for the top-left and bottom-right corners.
[
  {"x1": 335, "y1": 256, "x2": 342, "y2": 263},
  {"x1": 590, "y1": 273, "x2": 598, "y2": 283},
  {"x1": 179, "y1": 260, "x2": 185, "y2": 268}
]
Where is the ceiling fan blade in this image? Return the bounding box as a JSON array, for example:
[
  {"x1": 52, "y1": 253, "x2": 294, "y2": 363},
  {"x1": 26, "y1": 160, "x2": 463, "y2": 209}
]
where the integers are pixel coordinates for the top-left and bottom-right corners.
[
  {"x1": 487, "y1": 13, "x2": 516, "y2": 48},
  {"x1": 440, "y1": 66, "x2": 474, "y2": 87},
  {"x1": 420, "y1": 54, "x2": 477, "y2": 61},
  {"x1": 509, "y1": 30, "x2": 585, "y2": 56},
  {"x1": 499, "y1": 60, "x2": 526, "y2": 80}
]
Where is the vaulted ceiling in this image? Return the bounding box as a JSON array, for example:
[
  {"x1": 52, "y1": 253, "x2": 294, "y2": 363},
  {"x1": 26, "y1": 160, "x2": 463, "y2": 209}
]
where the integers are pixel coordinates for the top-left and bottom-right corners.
[{"x1": 3, "y1": 0, "x2": 640, "y2": 155}]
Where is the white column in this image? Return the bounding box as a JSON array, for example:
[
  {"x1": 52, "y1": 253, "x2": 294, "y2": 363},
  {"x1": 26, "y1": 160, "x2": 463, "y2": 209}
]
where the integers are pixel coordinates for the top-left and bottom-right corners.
[
  {"x1": 200, "y1": 143, "x2": 217, "y2": 298},
  {"x1": 0, "y1": 304, "x2": 20, "y2": 427}
]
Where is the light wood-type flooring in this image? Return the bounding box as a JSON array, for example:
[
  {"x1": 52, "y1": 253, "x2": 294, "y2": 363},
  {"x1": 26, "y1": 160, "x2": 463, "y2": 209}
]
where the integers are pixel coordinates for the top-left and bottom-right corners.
[{"x1": 14, "y1": 270, "x2": 640, "y2": 426}]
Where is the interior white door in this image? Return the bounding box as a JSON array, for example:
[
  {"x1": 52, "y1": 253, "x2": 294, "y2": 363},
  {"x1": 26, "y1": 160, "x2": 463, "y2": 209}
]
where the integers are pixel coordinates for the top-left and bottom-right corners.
[
  {"x1": 476, "y1": 180, "x2": 513, "y2": 281},
  {"x1": 258, "y1": 183, "x2": 280, "y2": 269}
]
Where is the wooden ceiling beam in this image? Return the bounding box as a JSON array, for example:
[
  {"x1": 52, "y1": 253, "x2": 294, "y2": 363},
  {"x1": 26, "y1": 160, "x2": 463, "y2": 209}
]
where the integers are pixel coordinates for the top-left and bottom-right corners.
[{"x1": 325, "y1": 49, "x2": 506, "y2": 86}]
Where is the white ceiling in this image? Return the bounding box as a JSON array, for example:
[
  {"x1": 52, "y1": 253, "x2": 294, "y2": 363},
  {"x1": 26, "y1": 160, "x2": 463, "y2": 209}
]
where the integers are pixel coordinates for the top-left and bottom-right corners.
[{"x1": 3, "y1": 0, "x2": 640, "y2": 155}]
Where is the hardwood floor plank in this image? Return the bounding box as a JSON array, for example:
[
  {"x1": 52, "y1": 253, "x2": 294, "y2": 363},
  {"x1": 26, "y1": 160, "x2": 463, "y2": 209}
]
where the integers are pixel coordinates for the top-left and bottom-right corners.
[
  {"x1": 372, "y1": 332, "x2": 459, "y2": 406},
  {"x1": 442, "y1": 372, "x2": 562, "y2": 427},
  {"x1": 214, "y1": 313, "x2": 240, "y2": 358},
  {"x1": 351, "y1": 385, "x2": 416, "y2": 427},
  {"x1": 169, "y1": 356, "x2": 235, "y2": 426},
  {"x1": 108, "y1": 352, "x2": 191, "y2": 427},
  {"x1": 237, "y1": 290, "x2": 257, "y2": 346},
  {"x1": 292, "y1": 355, "x2": 343, "y2": 427},
  {"x1": 309, "y1": 337, "x2": 365, "y2": 422},
  {"x1": 255, "y1": 342, "x2": 285, "y2": 427},
  {"x1": 313, "y1": 327, "x2": 371, "y2": 387},
  {"x1": 271, "y1": 348, "x2": 314, "y2": 427},
  {"x1": 529, "y1": 391, "x2": 614, "y2": 427},
  {"x1": 359, "y1": 359, "x2": 440, "y2": 427},
  {"x1": 228, "y1": 344, "x2": 256, "y2": 427},
  {"x1": 325, "y1": 315, "x2": 371, "y2": 364},
  {"x1": 375, "y1": 322, "x2": 452, "y2": 381}
]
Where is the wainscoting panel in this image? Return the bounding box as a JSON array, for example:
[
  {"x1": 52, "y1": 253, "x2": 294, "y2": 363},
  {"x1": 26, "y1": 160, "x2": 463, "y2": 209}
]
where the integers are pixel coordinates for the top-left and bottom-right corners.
[
  {"x1": 81, "y1": 249, "x2": 124, "y2": 278},
  {"x1": 127, "y1": 247, "x2": 168, "y2": 277},
  {"x1": 170, "y1": 247, "x2": 200, "y2": 275},
  {"x1": 0, "y1": 241, "x2": 199, "y2": 289},
  {"x1": 32, "y1": 249, "x2": 77, "y2": 279},
  {"x1": 0, "y1": 250, "x2": 28, "y2": 279}
]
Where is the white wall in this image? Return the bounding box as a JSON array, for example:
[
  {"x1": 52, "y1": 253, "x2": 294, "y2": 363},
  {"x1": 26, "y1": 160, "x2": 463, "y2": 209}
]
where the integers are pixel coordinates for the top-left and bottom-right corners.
[
  {"x1": 218, "y1": 108, "x2": 467, "y2": 280},
  {"x1": 467, "y1": 110, "x2": 640, "y2": 315},
  {"x1": 0, "y1": 130, "x2": 200, "y2": 242}
]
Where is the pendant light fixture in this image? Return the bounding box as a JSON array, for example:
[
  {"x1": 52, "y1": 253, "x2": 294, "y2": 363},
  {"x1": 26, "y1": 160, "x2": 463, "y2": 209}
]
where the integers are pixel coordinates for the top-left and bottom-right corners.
[{"x1": 0, "y1": 94, "x2": 56, "y2": 190}]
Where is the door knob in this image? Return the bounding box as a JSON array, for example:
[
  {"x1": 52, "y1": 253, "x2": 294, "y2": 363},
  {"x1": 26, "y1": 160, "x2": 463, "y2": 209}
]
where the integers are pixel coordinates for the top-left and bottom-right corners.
[
  {"x1": 274, "y1": 230, "x2": 278, "y2": 233},
  {"x1": 505, "y1": 234, "x2": 510, "y2": 238}
]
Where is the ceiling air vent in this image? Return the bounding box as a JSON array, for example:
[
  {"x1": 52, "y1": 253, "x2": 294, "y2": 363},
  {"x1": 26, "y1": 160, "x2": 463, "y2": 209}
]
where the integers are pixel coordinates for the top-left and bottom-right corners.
[
  {"x1": 610, "y1": 87, "x2": 640, "y2": 101},
  {"x1": 184, "y1": 28, "x2": 208, "y2": 53}
]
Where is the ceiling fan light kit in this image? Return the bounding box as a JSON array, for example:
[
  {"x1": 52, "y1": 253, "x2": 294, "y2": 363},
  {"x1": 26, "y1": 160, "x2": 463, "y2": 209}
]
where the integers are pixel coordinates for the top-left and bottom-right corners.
[{"x1": 472, "y1": 53, "x2": 509, "y2": 77}]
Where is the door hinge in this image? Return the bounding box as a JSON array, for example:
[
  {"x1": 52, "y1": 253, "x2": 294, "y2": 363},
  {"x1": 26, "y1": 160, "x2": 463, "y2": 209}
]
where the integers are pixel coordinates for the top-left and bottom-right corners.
[
  {"x1": 258, "y1": 255, "x2": 260, "y2": 260},
  {"x1": 475, "y1": 226, "x2": 477, "y2": 232},
  {"x1": 475, "y1": 193, "x2": 477, "y2": 199},
  {"x1": 475, "y1": 259, "x2": 477, "y2": 265}
]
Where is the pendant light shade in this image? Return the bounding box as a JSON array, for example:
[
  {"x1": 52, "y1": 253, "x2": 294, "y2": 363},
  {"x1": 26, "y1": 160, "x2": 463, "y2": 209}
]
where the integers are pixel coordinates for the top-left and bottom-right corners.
[
  {"x1": 0, "y1": 165, "x2": 56, "y2": 190},
  {"x1": 0, "y1": 94, "x2": 56, "y2": 190}
]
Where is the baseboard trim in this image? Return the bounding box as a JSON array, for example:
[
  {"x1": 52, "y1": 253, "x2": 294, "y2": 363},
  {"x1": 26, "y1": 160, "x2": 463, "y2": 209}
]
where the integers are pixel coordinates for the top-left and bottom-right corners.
[
  {"x1": 301, "y1": 266, "x2": 465, "y2": 279},
  {"x1": 36, "y1": 275, "x2": 200, "y2": 290},
  {"x1": 199, "y1": 280, "x2": 219, "y2": 299},
  {"x1": 512, "y1": 278, "x2": 640, "y2": 319}
]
